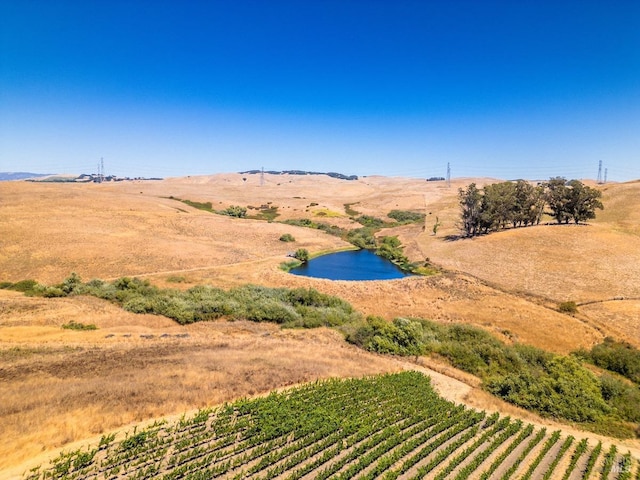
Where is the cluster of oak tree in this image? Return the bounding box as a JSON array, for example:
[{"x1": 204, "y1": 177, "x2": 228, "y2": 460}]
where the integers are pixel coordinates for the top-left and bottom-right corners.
[{"x1": 458, "y1": 177, "x2": 604, "y2": 237}]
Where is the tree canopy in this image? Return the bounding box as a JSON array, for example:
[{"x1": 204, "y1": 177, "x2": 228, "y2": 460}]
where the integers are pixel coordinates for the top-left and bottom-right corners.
[{"x1": 458, "y1": 178, "x2": 603, "y2": 236}]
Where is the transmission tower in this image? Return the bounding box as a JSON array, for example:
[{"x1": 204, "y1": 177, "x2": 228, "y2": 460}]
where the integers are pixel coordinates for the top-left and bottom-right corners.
[
  {"x1": 597, "y1": 160, "x2": 603, "y2": 184},
  {"x1": 604, "y1": 168, "x2": 608, "y2": 184},
  {"x1": 260, "y1": 166, "x2": 264, "y2": 186},
  {"x1": 100, "y1": 157, "x2": 104, "y2": 183},
  {"x1": 446, "y1": 162, "x2": 451, "y2": 188}
]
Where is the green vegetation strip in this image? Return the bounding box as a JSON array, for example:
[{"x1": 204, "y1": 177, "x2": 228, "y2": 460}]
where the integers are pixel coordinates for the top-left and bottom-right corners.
[
  {"x1": 347, "y1": 316, "x2": 640, "y2": 437},
  {"x1": 4, "y1": 275, "x2": 640, "y2": 438}
]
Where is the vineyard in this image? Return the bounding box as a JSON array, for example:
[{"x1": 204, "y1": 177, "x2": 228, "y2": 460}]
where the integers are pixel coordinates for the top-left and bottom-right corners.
[{"x1": 25, "y1": 372, "x2": 639, "y2": 480}]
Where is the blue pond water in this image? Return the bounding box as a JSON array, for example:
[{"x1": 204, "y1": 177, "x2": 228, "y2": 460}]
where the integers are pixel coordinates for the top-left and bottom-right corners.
[{"x1": 290, "y1": 249, "x2": 410, "y2": 281}]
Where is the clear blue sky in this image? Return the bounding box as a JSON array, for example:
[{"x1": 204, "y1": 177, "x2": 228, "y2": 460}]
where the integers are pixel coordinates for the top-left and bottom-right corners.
[{"x1": 1, "y1": 1, "x2": 639, "y2": 180}]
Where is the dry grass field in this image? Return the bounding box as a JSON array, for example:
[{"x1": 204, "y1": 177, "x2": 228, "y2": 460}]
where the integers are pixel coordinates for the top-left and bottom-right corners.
[{"x1": 1, "y1": 173, "x2": 639, "y2": 476}]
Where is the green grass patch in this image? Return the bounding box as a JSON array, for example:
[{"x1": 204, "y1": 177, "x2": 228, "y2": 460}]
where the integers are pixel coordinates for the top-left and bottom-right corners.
[
  {"x1": 387, "y1": 209, "x2": 426, "y2": 224},
  {"x1": 279, "y1": 260, "x2": 301, "y2": 271},
  {"x1": 344, "y1": 202, "x2": 360, "y2": 216},
  {"x1": 62, "y1": 320, "x2": 97, "y2": 331},
  {"x1": 166, "y1": 275, "x2": 187, "y2": 283},
  {"x1": 169, "y1": 197, "x2": 215, "y2": 213},
  {"x1": 249, "y1": 205, "x2": 278, "y2": 221},
  {"x1": 312, "y1": 208, "x2": 343, "y2": 217}
]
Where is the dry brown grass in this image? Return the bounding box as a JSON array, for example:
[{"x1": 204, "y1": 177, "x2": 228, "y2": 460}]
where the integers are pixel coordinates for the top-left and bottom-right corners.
[
  {"x1": 0, "y1": 298, "x2": 405, "y2": 472},
  {"x1": 1, "y1": 173, "x2": 640, "y2": 474}
]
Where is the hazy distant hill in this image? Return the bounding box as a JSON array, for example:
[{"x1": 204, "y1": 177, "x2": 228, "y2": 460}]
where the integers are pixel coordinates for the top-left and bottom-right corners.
[{"x1": 0, "y1": 172, "x2": 52, "y2": 181}]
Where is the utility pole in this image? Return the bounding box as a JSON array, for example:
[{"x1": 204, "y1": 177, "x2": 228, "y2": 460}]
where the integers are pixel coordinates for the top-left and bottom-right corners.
[
  {"x1": 604, "y1": 168, "x2": 608, "y2": 184},
  {"x1": 446, "y1": 162, "x2": 451, "y2": 188},
  {"x1": 597, "y1": 160, "x2": 603, "y2": 184}
]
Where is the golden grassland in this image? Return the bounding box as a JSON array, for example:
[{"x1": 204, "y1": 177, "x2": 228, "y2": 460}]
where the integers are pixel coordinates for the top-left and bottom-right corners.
[{"x1": 1, "y1": 173, "x2": 640, "y2": 474}]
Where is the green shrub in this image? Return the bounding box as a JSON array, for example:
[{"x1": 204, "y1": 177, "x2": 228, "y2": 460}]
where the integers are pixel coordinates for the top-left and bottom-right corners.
[
  {"x1": 581, "y1": 337, "x2": 640, "y2": 384},
  {"x1": 123, "y1": 295, "x2": 155, "y2": 314},
  {"x1": 347, "y1": 316, "x2": 425, "y2": 356},
  {"x1": 282, "y1": 218, "x2": 345, "y2": 238},
  {"x1": 221, "y1": 205, "x2": 247, "y2": 218},
  {"x1": 558, "y1": 301, "x2": 578, "y2": 314},
  {"x1": 283, "y1": 218, "x2": 316, "y2": 228},
  {"x1": 346, "y1": 228, "x2": 376, "y2": 249},
  {"x1": 279, "y1": 233, "x2": 295, "y2": 242},
  {"x1": 293, "y1": 248, "x2": 309, "y2": 262},
  {"x1": 58, "y1": 272, "x2": 82, "y2": 294},
  {"x1": 0, "y1": 281, "x2": 13, "y2": 289},
  {"x1": 244, "y1": 299, "x2": 300, "y2": 324},
  {"x1": 355, "y1": 215, "x2": 385, "y2": 228},
  {"x1": 376, "y1": 236, "x2": 410, "y2": 267},
  {"x1": 8, "y1": 279, "x2": 39, "y2": 293},
  {"x1": 38, "y1": 286, "x2": 66, "y2": 297},
  {"x1": 486, "y1": 356, "x2": 610, "y2": 422},
  {"x1": 599, "y1": 374, "x2": 640, "y2": 422},
  {"x1": 286, "y1": 287, "x2": 352, "y2": 310}
]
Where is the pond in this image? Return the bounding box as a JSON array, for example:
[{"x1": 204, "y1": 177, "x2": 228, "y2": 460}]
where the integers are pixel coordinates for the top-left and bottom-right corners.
[{"x1": 289, "y1": 249, "x2": 411, "y2": 281}]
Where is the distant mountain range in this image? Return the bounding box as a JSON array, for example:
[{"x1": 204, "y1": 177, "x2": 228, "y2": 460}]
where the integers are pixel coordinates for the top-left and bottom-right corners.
[{"x1": 0, "y1": 172, "x2": 53, "y2": 181}]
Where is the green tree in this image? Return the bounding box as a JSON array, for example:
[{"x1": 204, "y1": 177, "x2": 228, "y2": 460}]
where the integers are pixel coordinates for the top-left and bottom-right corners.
[
  {"x1": 480, "y1": 182, "x2": 516, "y2": 233},
  {"x1": 513, "y1": 180, "x2": 545, "y2": 227},
  {"x1": 566, "y1": 180, "x2": 604, "y2": 224},
  {"x1": 545, "y1": 177, "x2": 571, "y2": 224},
  {"x1": 458, "y1": 183, "x2": 483, "y2": 236}
]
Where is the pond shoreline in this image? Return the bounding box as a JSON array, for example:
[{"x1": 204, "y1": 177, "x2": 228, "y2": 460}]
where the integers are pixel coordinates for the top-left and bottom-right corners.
[{"x1": 290, "y1": 249, "x2": 412, "y2": 281}]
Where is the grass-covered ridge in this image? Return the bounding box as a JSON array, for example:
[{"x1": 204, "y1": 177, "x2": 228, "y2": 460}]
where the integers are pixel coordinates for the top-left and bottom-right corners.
[{"x1": 25, "y1": 372, "x2": 639, "y2": 480}]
